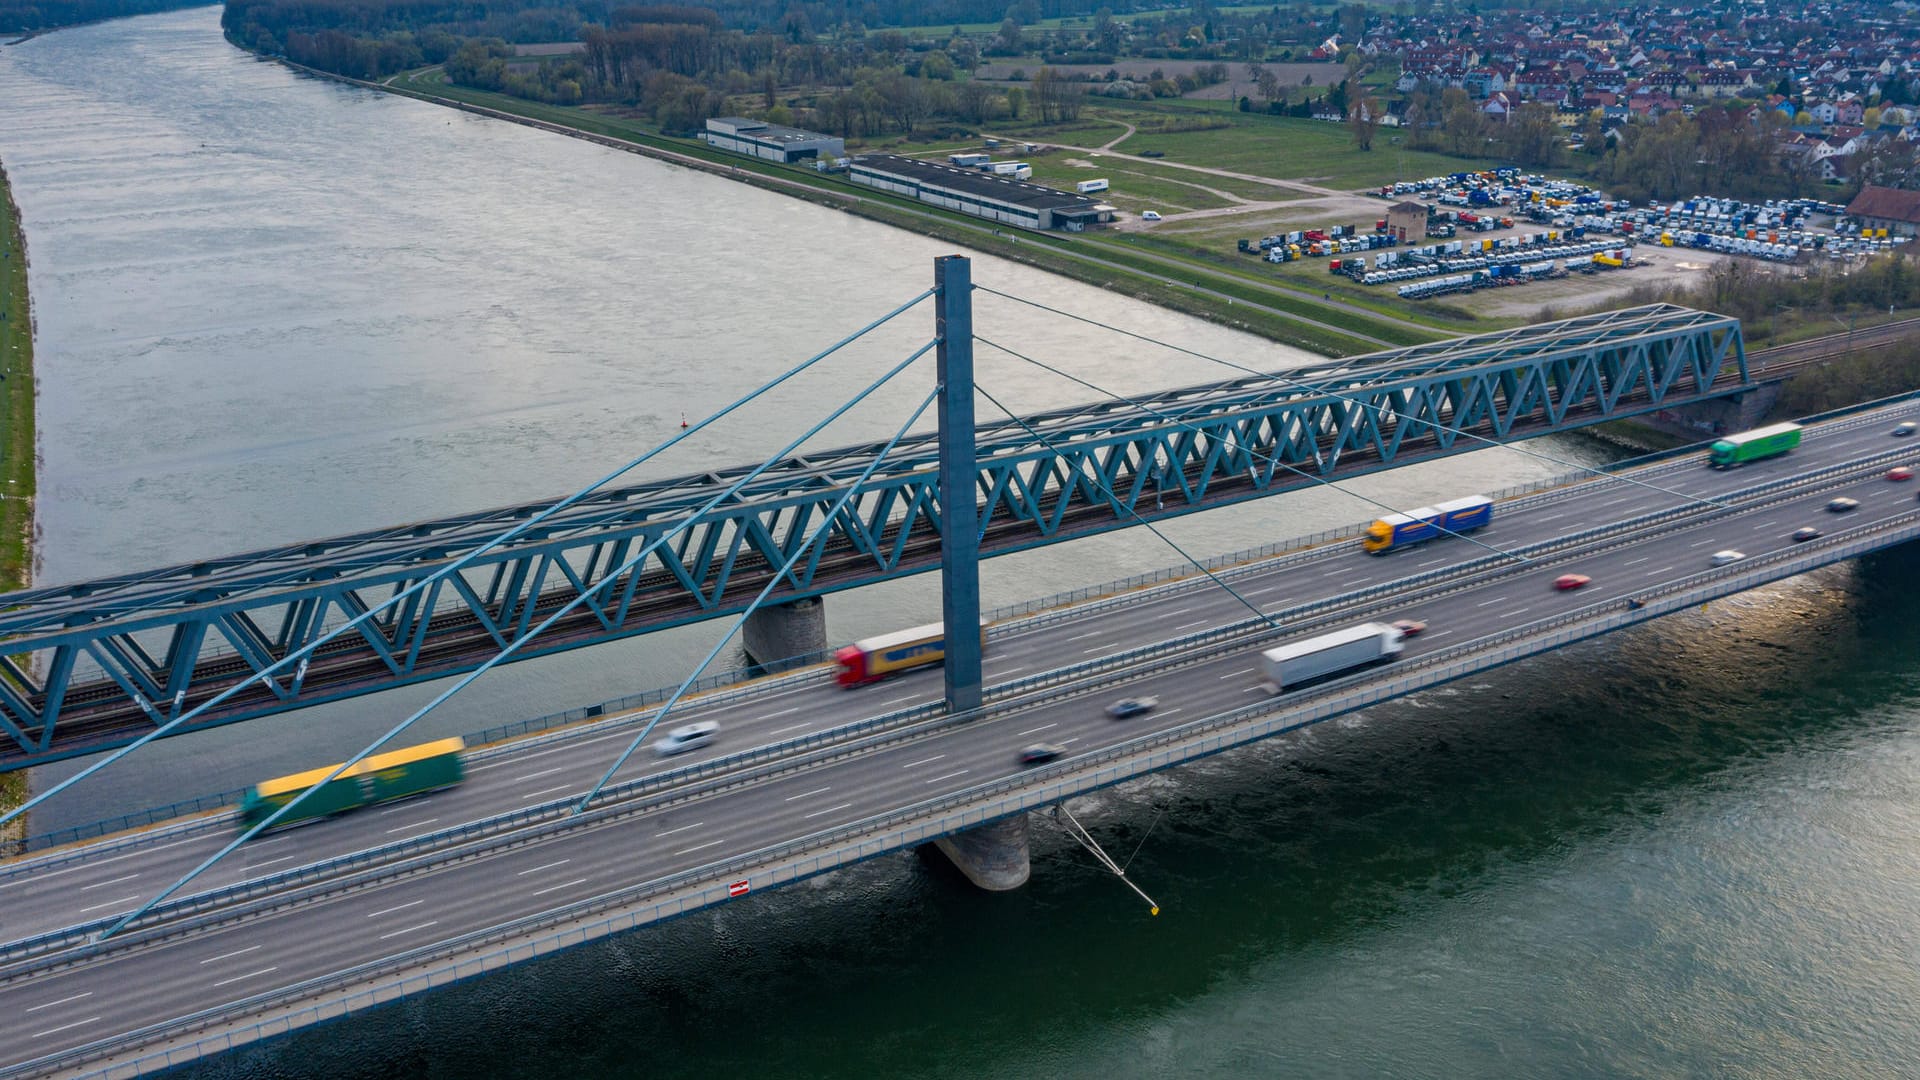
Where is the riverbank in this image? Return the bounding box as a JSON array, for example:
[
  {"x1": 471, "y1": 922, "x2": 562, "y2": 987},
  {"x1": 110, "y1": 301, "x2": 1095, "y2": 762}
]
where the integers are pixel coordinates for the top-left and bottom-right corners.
[{"x1": 0, "y1": 158, "x2": 36, "y2": 836}]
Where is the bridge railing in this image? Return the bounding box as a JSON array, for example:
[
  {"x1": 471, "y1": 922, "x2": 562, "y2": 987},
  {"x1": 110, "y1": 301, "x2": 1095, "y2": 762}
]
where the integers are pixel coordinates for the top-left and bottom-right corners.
[{"x1": 49, "y1": 507, "x2": 1920, "y2": 1080}]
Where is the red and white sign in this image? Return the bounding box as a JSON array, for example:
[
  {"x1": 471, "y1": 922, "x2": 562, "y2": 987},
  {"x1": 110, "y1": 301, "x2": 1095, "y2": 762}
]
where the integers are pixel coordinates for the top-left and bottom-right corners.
[{"x1": 727, "y1": 880, "x2": 751, "y2": 898}]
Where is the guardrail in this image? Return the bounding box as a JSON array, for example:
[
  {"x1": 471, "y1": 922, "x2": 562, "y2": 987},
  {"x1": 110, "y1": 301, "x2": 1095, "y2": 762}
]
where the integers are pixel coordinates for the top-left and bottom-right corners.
[
  {"x1": 38, "y1": 507, "x2": 1920, "y2": 1080},
  {"x1": 5, "y1": 445, "x2": 1907, "y2": 974}
]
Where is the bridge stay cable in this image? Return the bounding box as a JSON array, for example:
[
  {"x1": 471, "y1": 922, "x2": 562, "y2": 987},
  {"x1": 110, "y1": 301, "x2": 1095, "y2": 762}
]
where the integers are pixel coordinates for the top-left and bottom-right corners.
[
  {"x1": 975, "y1": 286, "x2": 1733, "y2": 513},
  {"x1": 2, "y1": 288, "x2": 935, "y2": 832},
  {"x1": 977, "y1": 334, "x2": 1528, "y2": 563},
  {"x1": 95, "y1": 339, "x2": 944, "y2": 940},
  {"x1": 970, "y1": 381, "x2": 1283, "y2": 629},
  {"x1": 576, "y1": 383, "x2": 943, "y2": 813}
]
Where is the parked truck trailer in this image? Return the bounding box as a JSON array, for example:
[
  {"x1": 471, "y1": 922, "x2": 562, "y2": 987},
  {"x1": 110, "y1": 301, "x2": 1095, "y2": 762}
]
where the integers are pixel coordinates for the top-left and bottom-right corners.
[{"x1": 1260, "y1": 623, "x2": 1405, "y2": 693}]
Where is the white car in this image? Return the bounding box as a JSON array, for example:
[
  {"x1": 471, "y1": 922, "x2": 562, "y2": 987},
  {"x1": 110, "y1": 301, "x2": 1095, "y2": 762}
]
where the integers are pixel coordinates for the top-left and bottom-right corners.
[
  {"x1": 1709, "y1": 549, "x2": 1746, "y2": 567},
  {"x1": 654, "y1": 720, "x2": 719, "y2": 756}
]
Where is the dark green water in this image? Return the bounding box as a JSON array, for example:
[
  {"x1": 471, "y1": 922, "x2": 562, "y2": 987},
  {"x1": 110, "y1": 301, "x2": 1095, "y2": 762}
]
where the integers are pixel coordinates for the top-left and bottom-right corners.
[{"x1": 180, "y1": 552, "x2": 1920, "y2": 1079}]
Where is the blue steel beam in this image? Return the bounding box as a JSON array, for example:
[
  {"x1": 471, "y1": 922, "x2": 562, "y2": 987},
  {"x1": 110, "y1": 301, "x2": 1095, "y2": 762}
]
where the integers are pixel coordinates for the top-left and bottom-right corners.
[{"x1": 0, "y1": 304, "x2": 1747, "y2": 766}]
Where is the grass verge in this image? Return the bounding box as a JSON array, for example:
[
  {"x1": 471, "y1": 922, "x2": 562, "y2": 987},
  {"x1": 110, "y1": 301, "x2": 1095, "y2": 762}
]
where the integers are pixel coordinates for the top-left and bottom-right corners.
[{"x1": 0, "y1": 159, "x2": 36, "y2": 836}]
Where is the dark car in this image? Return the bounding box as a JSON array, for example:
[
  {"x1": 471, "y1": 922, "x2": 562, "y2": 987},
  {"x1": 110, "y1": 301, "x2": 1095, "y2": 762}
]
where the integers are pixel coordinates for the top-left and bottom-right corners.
[
  {"x1": 1019, "y1": 743, "x2": 1067, "y2": 765},
  {"x1": 1791, "y1": 526, "x2": 1822, "y2": 543},
  {"x1": 1894, "y1": 422, "x2": 1916, "y2": 437},
  {"x1": 1105, "y1": 697, "x2": 1159, "y2": 719},
  {"x1": 1139, "y1": 149, "x2": 1166, "y2": 158},
  {"x1": 1826, "y1": 497, "x2": 1860, "y2": 513}
]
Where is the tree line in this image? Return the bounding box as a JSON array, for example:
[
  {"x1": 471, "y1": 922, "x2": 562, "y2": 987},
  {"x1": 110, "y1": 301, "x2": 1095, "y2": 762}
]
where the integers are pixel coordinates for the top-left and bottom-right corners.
[{"x1": 2, "y1": 0, "x2": 198, "y2": 33}]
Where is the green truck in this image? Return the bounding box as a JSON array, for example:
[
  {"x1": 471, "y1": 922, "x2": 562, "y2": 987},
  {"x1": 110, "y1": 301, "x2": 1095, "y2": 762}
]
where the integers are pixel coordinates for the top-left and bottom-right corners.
[
  {"x1": 1709, "y1": 422, "x2": 1802, "y2": 469},
  {"x1": 239, "y1": 737, "x2": 467, "y2": 831}
]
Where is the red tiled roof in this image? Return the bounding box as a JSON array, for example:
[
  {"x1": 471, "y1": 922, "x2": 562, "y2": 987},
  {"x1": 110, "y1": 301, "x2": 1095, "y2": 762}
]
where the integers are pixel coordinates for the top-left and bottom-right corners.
[{"x1": 1847, "y1": 184, "x2": 1920, "y2": 224}]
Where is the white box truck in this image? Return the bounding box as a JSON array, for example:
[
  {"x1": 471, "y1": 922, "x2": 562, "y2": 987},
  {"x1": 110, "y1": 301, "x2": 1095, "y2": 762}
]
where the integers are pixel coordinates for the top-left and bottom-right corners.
[
  {"x1": 1260, "y1": 622, "x2": 1404, "y2": 693},
  {"x1": 1075, "y1": 178, "x2": 1110, "y2": 194}
]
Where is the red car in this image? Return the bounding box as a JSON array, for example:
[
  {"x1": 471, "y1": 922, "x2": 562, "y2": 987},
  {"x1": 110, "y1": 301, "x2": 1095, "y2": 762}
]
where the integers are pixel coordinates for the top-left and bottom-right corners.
[
  {"x1": 1554, "y1": 574, "x2": 1591, "y2": 591},
  {"x1": 1889, "y1": 466, "x2": 1914, "y2": 481},
  {"x1": 1391, "y1": 619, "x2": 1428, "y2": 637}
]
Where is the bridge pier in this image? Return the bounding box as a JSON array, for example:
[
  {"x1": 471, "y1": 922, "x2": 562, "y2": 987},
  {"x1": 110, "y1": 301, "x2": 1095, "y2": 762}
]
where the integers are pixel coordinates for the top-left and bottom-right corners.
[
  {"x1": 1643, "y1": 383, "x2": 1783, "y2": 439},
  {"x1": 931, "y1": 814, "x2": 1031, "y2": 891},
  {"x1": 741, "y1": 597, "x2": 828, "y2": 672}
]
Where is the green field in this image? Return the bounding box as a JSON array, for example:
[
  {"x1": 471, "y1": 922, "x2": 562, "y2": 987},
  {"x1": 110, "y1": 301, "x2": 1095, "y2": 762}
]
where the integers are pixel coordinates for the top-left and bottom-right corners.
[
  {"x1": 1113, "y1": 112, "x2": 1506, "y2": 191},
  {"x1": 0, "y1": 161, "x2": 34, "y2": 833}
]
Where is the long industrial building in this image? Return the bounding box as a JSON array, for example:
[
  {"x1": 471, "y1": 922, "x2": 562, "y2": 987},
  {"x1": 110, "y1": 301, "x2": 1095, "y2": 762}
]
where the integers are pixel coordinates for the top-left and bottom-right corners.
[
  {"x1": 703, "y1": 117, "x2": 845, "y2": 163},
  {"x1": 848, "y1": 154, "x2": 1115, "y2": 231}
]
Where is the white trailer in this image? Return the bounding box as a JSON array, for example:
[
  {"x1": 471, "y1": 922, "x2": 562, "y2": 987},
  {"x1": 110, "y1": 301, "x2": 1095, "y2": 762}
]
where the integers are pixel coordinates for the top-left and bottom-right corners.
[
  {"x1": 1260, "y1": 622, "x2": 1404, "y2": 693},
  {"x1": 1075, "y1": 178, "x2": 1110, "y2": 194}
]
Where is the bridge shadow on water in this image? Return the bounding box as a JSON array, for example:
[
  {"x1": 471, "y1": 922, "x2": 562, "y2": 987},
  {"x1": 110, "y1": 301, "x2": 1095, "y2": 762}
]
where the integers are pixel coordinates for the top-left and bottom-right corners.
[{"x1": 174, "y1": 547, "x2": 1920, "y2": 1080}]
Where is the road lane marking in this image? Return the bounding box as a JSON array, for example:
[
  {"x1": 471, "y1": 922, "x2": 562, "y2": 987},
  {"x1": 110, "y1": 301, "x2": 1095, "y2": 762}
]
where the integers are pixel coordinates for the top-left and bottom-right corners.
[
  {"x1": 1320, "y1": 568, "x2": 1351, "y2": 577},
  {"x1": 1646, "y1": 565, "x2": 1675, "y2": 576},
  {"x1": 516, "y1": 861, "x2": 570, "y2": 878},
  {"x1": 1624, "y1": 556, "x2": 1650, "y2": 566},
  {"x1": 376, "y1": 922, "x2": 438, "y2": 941},
  {"x1": 201, "y1": 945, "x2": 265, "y2": 964},
  {"x1": 1066, "y1": 629, "x2": 1106, "y2": 642},
  {"x1": 770, "y1": 721, "x2": 813, "y2": 736},
  {"x1": 1175, "y1": 619, "x2": 1210, "y2": 629},
  {"x1": 367, "y1": 900, "x2": 428, "y2": 917},
  {"x1": 1246, "y1": 585, "x2": 1284, "y2": 595},
  {"x1": 514, "y1": 766, "x2": 565, "y2": 782},
  {"x1": 1750, "y1": 519, "x2": 1776, "y2": 529},
  {"x1": 385, "y1": 817, "x2": 439, "y2": 835},
  {"x1": 248, "y1": 855, "x2": 295, "y2": 868},
  {"x1": 785, "y1": 786, "x2": 832, "y2": 802},
  {"x1": 1689, "y1": 539, "x2": 1716, "y2": 547},
  {"x1": 1428, "y1": 629, "x2": 1455, "y2": 638},
  {"x1": 654, "y1": 822, "x2": 704, "y2": 837},
  {"x1": 803, "y1": 801, "x2": 855, "y2": 819},
  {"x1": 521, "y1": 785, "x2": 571, "y2": 800},
  {"x1": 79, "y1": 894, "x2": 138, "y2": 914},
  {"x1": 1242, "y1": 686, "x2": 1266, "y2": 694},
  {"x1": 881, "y1": 695, "x2": 918, "y2": 706},
  {"x1": 1084, "y1": 645, "x2": 1124, "y2": 655},
  {"x1": 1158, "y1": 707, "x2": 1184, "y2": 716},
  {"x1": 1500, "y1": 608, "x2": 1532, "y2": 619},
  {"x1": 212, "y1": 966, "x2": 280, "y2": 987},
  {"x1": 1218, "y1": 668, "x2": 1255, "y2": 680},
  {"x1": 901, "y1": 754, "x2": 945, "y2": 769},
  {"x1": 26, "y1": 992, "x2": 92, "y2": 1012},
  {"x1": 1417, "y1": 557, "x2": 1448, "y2": 567},
  {"x1": 924, "y1": 769, "x2": 970, "y2": 784},
  {"x1": 1016, "y1": 723, "x2": 1058, "y2": 736},
  {"x1": 531, "y1": 878, "x2": 589, "y2": 897},
  {"x1": 674, "y1": 840, "x2": 724, "y2": 856},
  {"x1": 1476, "y1": 596, "x2": 1507, "y2": 607},
  {"x1": 755, "y1": 706, "x2": 802, "y2": 719},
  {"x1": 0, "y1": 836, "x2": 201, "y2": 891},
  {"x1": 31, "y1": 1017, "x2": 101, "y2": 1040},
  {"x1": 1537, "y1": 513, "x2": 1565, "y2": 522},
  {"x1": 1339, "y1": 578, "x2": 1369, "y2": 588},
  {"x1": 80, "y1": 873, "x2": 140, "y2": 891},
  {"x1": 1160, "y1": 605, "x2": 1197, "y2": 616}
]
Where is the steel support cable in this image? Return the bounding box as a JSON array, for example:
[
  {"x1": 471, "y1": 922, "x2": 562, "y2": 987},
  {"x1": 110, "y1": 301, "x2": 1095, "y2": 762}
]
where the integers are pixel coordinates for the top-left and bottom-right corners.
[
  {"x1": 577, "y1": 384, "x2": 943, "y2": 812},
  {"x1": 977, "y1": 335, "x2": 1526, "y2": 562},
  {"x1": 971, "y1": 381, "x2": 1280, "y2": 630},
  {"x1": 973, "y1": 285, "x2": 1732, "y2": 511},
  {"x1": 2, "y1": 288, "x2": 934, "y2": 829},
  {"x1": 97, "y1": 340, "x2": 940, "y2": 941}
]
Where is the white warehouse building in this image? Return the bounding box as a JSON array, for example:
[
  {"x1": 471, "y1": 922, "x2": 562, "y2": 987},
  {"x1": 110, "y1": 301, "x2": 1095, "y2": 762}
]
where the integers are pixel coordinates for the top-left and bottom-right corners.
[
  {"x1": 848, "y1": 154, "x2": 1114, "y2": 231},
  {"x1": 703, "y1": 117, "x2": 845, "y2": 164}
]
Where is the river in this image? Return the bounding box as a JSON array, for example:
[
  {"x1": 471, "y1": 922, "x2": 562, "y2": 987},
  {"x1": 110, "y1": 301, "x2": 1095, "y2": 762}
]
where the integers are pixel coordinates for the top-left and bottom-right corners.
[{"x1": 4, "y1": 9, "x2": 1919, "y2": 1078}]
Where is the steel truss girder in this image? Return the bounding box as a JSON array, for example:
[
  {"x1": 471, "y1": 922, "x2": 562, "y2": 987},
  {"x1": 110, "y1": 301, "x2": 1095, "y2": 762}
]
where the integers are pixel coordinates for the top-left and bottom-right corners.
[{"x1": 0, "y1": 304, "x2": 1746, "y2": 766}]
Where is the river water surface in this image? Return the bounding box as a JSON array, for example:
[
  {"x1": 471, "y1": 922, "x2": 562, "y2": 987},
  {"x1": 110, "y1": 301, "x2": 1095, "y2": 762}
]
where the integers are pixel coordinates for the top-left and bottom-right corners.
[{"x1": 3, "y1": 9, "x2": 1919, "y2": 1078}]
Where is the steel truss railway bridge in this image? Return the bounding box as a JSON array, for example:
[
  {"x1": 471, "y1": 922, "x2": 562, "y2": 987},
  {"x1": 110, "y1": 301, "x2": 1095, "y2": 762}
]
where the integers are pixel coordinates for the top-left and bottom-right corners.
[
  {"x1": 0, "y1": 284, "x2": 1757, "y2": 767},
  {"x1": 6, "y1": 259, "x2": 1920, "y2": 1080}
]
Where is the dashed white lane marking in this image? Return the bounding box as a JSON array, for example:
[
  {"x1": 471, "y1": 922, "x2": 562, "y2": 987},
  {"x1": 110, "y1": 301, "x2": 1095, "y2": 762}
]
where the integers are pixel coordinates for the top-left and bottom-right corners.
[
  {"x1": 521, "y1": 785, "x2": 570, "y2": 800},
  {"x1": 1016, "y1": 723, "x2": 1058, "y2": 736},
  {"x1": 26, "y1": 992, "x2": 92, "y2": 1012},
  {"x1": 755, "y1": 706, "x2": 802, "y2": 719},
  {"x1": 1175, "y1": 619, "x2": 1211, "y2": 629},
  {"x1": 924, "y1": 769, "x2": 970, "y2": 785},
  {"x1": 1246, "y1": 585, "x2": 1284, "y2": 595},
  {"x1": 1476, "y1": 596, "x2": 1507, "y2": 607},
  {"x1": 770, "y1": 721, "x2": 812, "y2": 736},
  {"x1": 1218, "y1": 668, "x2": 1255, "y2": 680},
  {"x1": 881, "y1": 695, "x2": 917, "y2": 706},
  {"x1": 1689, "y1": 538, "x2": 1716, "y2": 547},
  {"x1": 1242, "y1": 686, "x2": 1266, "y2": 694},
  {"x1": 1500, "y1": 608, "x2": 1532, "y2": 619},
  {"x1": 515, "y1": 766, "x2": 565, "y2": 782},
  {"x1": 1084, "y1": 645, "x2": 1125, "y2": 655},
  {"x1": 80, "y1": 873, "x2": 139, "y2": 891},
  {"x1": 31, "y1": 1017, "x2": 101, "y2": 1039},
  {"x1": 0, "y1": 836, "x2": 200, "y2": 891},
  {"x1": 1646, "y1": 565, "x2": 1675, "y2": 576},
  {"x1": 201, "y1": 944, "x2": 264, "y2": 964},
  {"x1": 1066, "y1": 629, "x2": 1106, "y2": 642},
  {"x1": 1417, "y1": 557, "x2": 1448, "y2": 567},
  {"x1": 516, "y1": 861, "x2": 569, "y2": 878},
  {"x1": 1428, "y1": 629, "x2": 1455, "y2": 638},
  {"x1": 1750, "y1": 519, "x2": 1776, "y2": 529},
  {"x1": 376, "y1": 921, "x2": 438, "y2": 941},
  {"x1": 803, "y1": 802, "x2": 855, "y2": 820},
  {"x1": 674, "y1": 840, "x2": 724, "y2": 856},
  {"x1": 248, "y1": 855, "x2": 295, "y2": 868},
  {"x1": 1339, "y1": 578, "x2": 1369, "y2": 588},
  {"x1": 1157, "y1": 707, "x2": 1185, "y2": 716},
  {"x1": 385, "y1": 817, "x2": 439, "y2": 835},
  {"x1": 785, "y1": 786, "x2": 832, "y2": 802},
  {"x1": 901, "y1": 754, "x2": 945, "y2": 769},
  {"x1": 1160, "y1": 605, "x2": 1197, "y2": 616},
  {"x1": 654, "y1": 822, "x2": 704, "y2": 838},
  {"x1": 79, "y1": 894, "x2": 138, "y2": 914},
  {"x1": 212, "y1": 965, "x2": 280, "y2": 987},
  {"x1": 531, "y1": 878, "x2": 589, "y2": 897},
  {"x1": 1624, "y1": 556, "x2": 1650, "y2": 566},
  {"x1": 1537, "y1": 513, "x2": 1565, "y2": 522}
]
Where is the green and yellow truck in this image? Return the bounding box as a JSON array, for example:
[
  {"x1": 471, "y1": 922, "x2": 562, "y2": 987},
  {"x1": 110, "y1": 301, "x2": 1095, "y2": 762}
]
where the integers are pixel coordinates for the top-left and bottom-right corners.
[
  {"x1": 1708, "y1": 422, "x2": 1802, "y2": 470},
  {"x1": 239, "y1": 737, "x2": 466, "y2": 831}
]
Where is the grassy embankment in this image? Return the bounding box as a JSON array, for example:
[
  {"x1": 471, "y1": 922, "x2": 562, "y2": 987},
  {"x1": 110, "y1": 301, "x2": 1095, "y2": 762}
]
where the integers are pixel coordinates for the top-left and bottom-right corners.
[
  {"x1": 383, "y1": 67, "x2": 1502, "y2": 355},
  {"x1": 0, "y1": 161, "x2": 36, "y2": 833}
]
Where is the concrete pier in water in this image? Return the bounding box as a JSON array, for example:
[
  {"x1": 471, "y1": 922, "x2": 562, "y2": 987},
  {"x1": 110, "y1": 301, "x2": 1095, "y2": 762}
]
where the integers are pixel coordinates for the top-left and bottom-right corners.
[
  {"x1": 932, "y1": 815, "x2": 1032, "y2": 891},
  {"x1": 742, "y1": 597, "x2": 828, "y2": 672}
]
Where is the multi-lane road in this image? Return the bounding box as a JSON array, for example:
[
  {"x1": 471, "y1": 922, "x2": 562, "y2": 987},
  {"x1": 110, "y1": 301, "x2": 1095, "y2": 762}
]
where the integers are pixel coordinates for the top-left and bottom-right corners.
[{"x1": 6, "y1": 401, "x2": 1920, "y2": 1076}]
